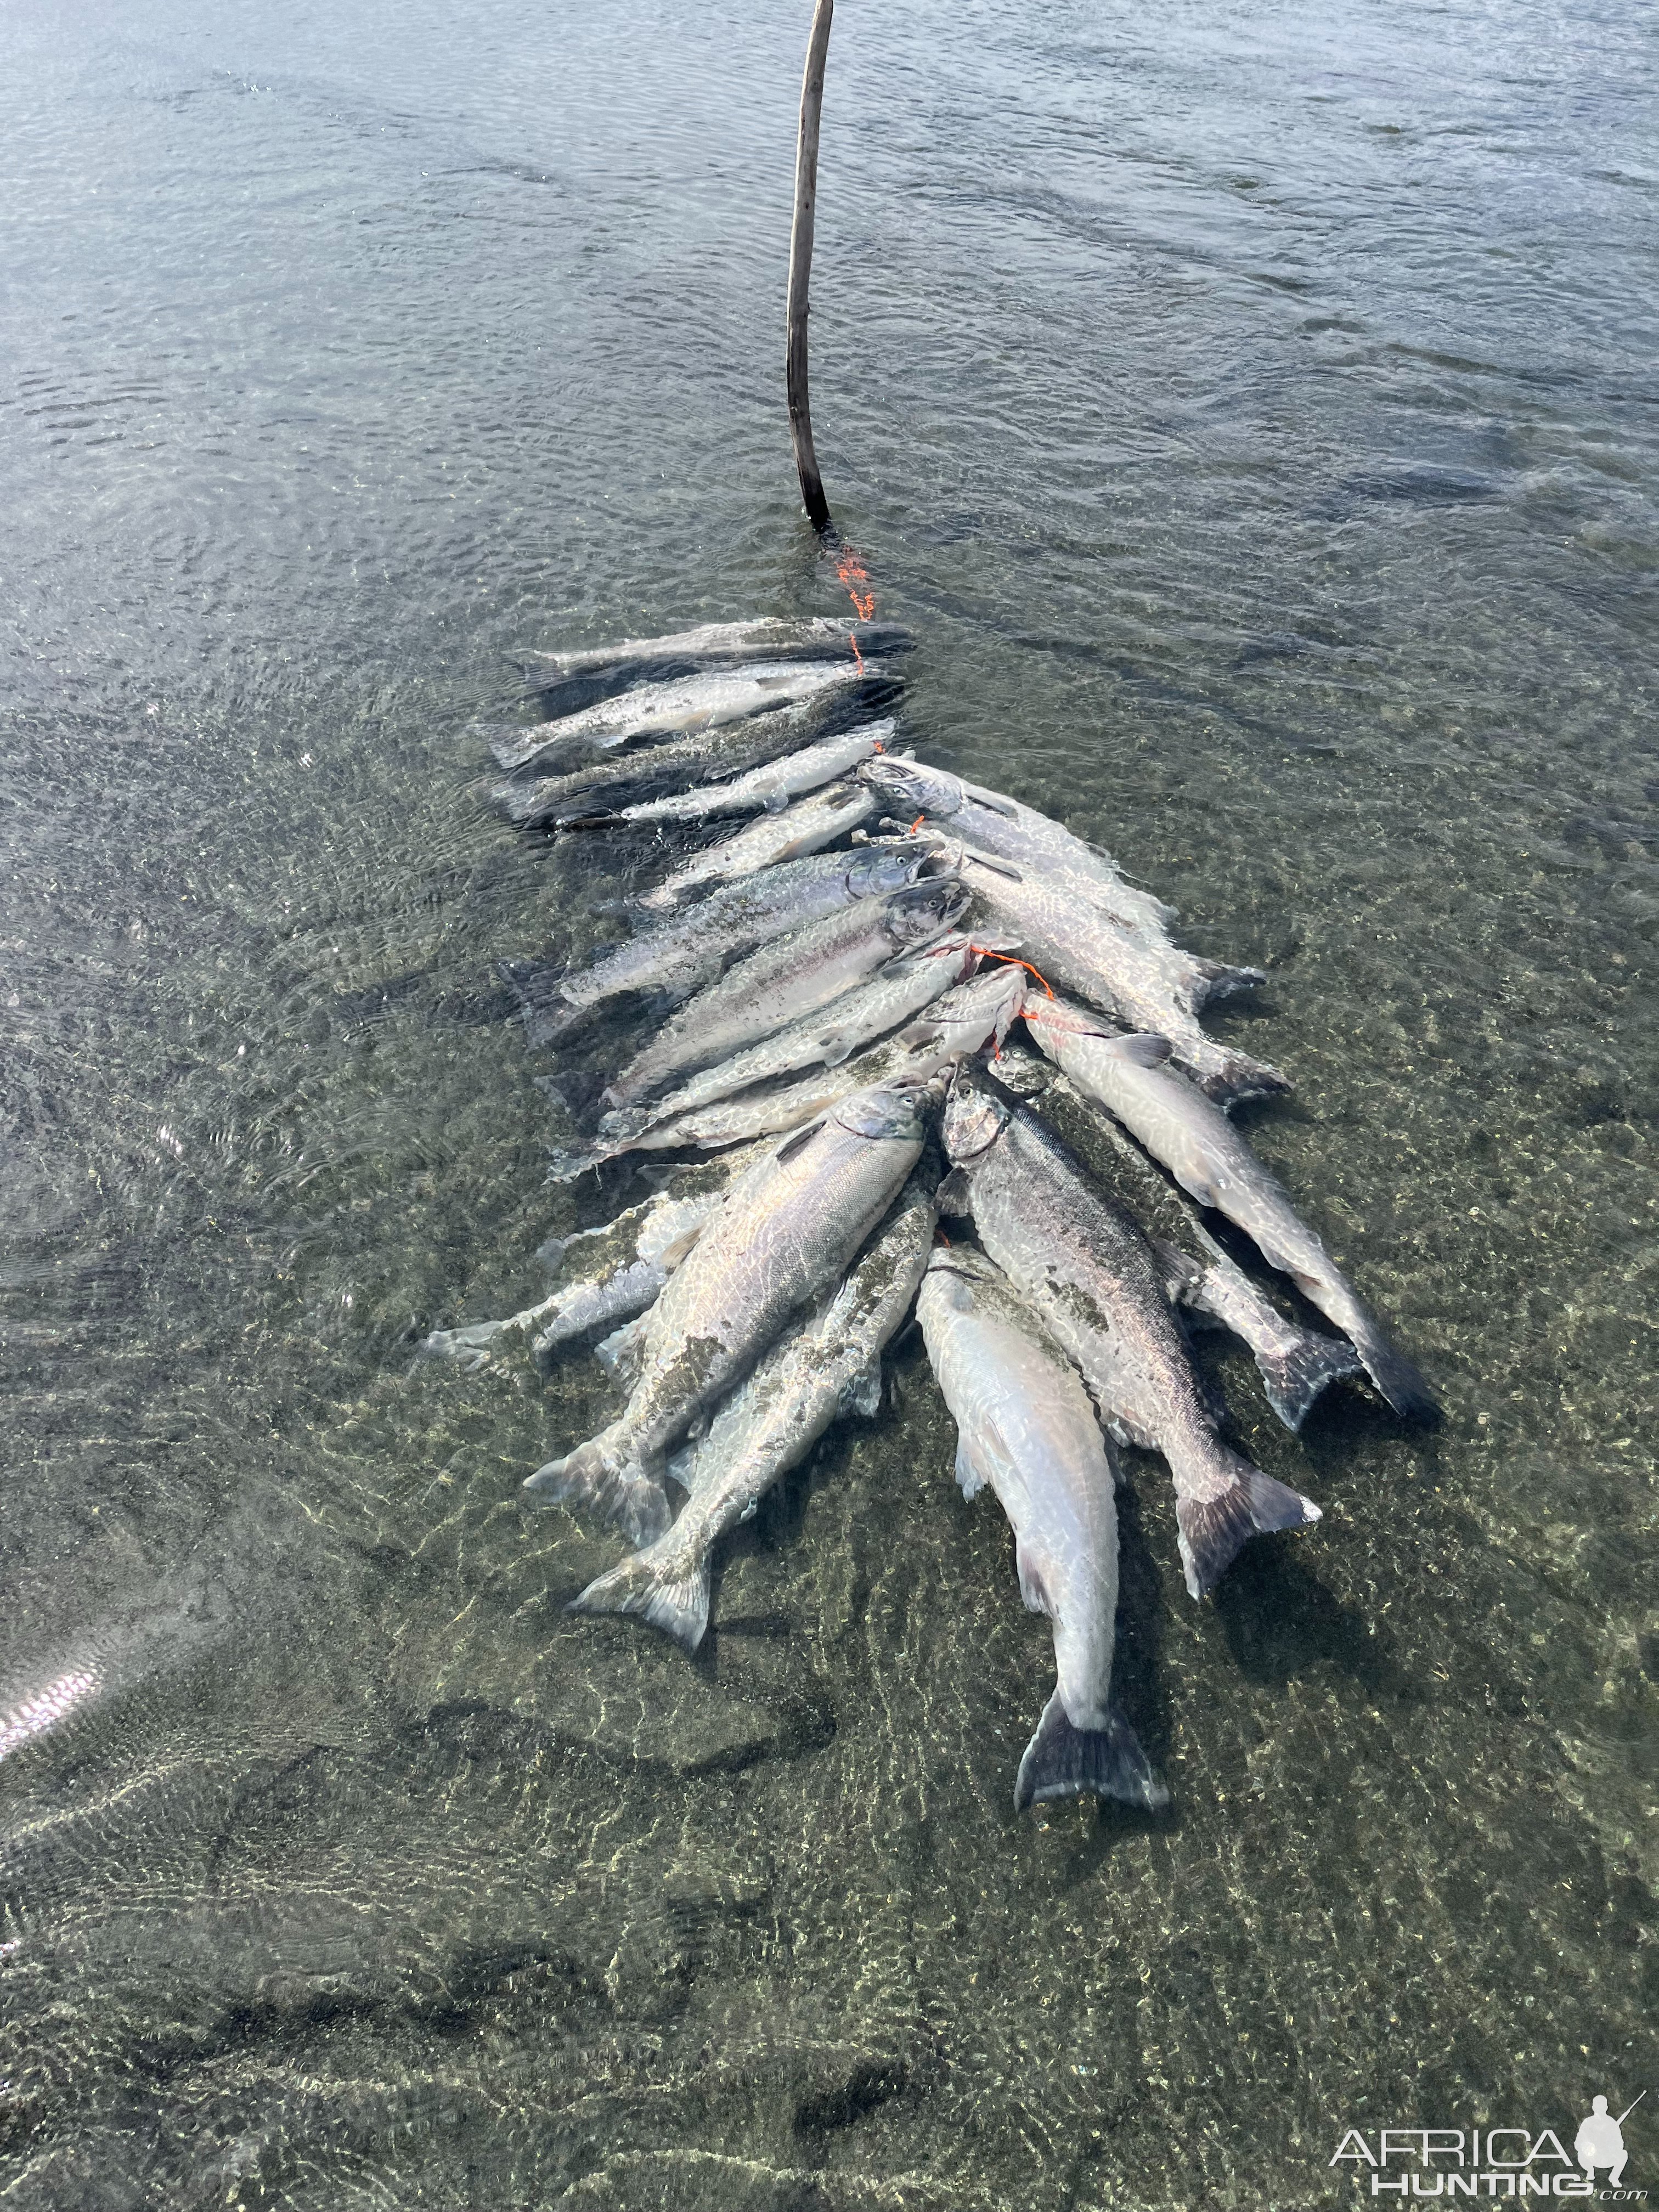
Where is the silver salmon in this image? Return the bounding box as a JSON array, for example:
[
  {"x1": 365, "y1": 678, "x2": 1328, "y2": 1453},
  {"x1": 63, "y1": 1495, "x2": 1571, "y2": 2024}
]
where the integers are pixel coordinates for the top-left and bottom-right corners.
[
  {"x1": 1022, "y1": 1006, "x2": 1438, "y2": 1422},
  {"x1": 524, "y1": 1080, "x2": 937, "y2": 1544},
  {"x1": 608, "y1": 722, "x2": 892, "y2": 826},
  {"x1": 939, "y1": 1065, "x2": 1321, "y2": 1599},
  {"x1": 414, "y1": 1147, "x2": 764, "y2": 1371},
  {"x1": 600, "y1": 878, "x2": 969, "y2": 1110},
  {"x1": 995, "y1": 1032, "x2": 1362, "y2": 1432},
  {"x1": 569, "y1": 1177, "x2": 937, "y2": 1650},
  {"x1": 860, "y1": 753, "x2": 1176, "y2": 940},
  {"x1": 492, "y1": 662, "x2": 871, "y2": 775},
  {"x1": 917, "y1": 1244, "x2": 1166, "y2": 1810},
  {"x1": 601, "y1": 929, "x2": 994, "y2": 1131},
  {"x1": 635, "y1": 781, "x2": 877, "y2": 912},
  {"x1": 521, "y1": 616, "x2": 904, "y2": 679},
  {"x1": 950, "y1": 847, "x2": 1287, "y2": 1105},
  {"x1": 414, "y1": 1187, "x2": 726, "y2": 1372},
  {"x1": 546, "y1": 966, "x2": 1025, "y2": 1182},
  {"x1": 504, "y1": 840, "x2": 935, "y2": 1048},
  {"x1": 493, "y1": 687, "x2": 884, "y2": 830}
]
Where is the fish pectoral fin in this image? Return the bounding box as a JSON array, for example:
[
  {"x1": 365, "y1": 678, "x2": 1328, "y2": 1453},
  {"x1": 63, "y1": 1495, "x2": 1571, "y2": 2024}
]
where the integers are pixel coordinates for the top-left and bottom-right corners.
[
  {"x1": 934, "y1": 1167, "x2": 972, "y2": 1216},
  {"x1": 952, "y1": 1437, "x2": 989, "y2": 1502},
  {"x1": 772, "y1": 1118, "x2": 827, "y2": 1167},
  {"x1": 842, "y1": 1358, "x2": 884, "y2": 1420},
  {"x1": 656, "y1": 1221, "x2": 710, "y2": 1269},
  {"x1": 1152, "y1": 1238, "x2": 1206, "y2": 1309},
  {"x1": 1013, "y1": 1536, "x2": 1057, "y2": 1620}
]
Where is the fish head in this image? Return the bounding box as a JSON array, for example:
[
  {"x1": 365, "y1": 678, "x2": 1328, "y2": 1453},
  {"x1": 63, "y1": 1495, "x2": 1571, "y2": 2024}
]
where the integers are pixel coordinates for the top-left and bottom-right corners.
[
  {"x1": 908, "y1": 927, "x2": 980, "y2": 980},
  {"x1": 879, "y1": 876, "x2": 972, "y2": 949},
  {"x1": 953, "y1": 961, "x2": 1029, "y2": 1040},
  {"x1": 843, "y1": 838, "x2": 932, "y2": 899},
  {"x1": 941, "y1": 1060, "x2": 1013, "y2": 1163},
  {"x1": 831, "y1": 1077, "x2": 936, "y2": 1147},
  {"x1": 857, "y1": 755, "x2": 963, "y2": 821}
]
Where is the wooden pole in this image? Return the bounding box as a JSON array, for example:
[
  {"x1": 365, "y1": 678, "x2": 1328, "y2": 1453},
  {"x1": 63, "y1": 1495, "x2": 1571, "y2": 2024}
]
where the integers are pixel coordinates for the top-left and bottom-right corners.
[{"x1": 787, "y1": 0, "x2": 834, "y2": 533}]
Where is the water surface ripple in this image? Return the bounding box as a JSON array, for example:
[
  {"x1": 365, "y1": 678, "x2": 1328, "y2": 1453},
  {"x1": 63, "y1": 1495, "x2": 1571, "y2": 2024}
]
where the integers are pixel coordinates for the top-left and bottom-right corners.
[{"x1": 2, "y1": 0, "x2": 1654, "y2": 2205}]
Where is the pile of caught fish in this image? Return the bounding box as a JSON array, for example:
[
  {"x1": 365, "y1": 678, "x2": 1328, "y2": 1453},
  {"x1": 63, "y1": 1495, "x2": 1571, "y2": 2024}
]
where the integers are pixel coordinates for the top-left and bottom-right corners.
[{"x1": 424, "y1": 614, "x2": 1437, "y2": 1813}]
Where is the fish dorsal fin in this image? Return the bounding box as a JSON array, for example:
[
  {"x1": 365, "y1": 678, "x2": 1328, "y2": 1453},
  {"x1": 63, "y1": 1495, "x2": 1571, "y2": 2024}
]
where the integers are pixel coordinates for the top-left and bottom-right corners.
[{"x1": 1105, "y1": 1032, "x2": 1173, "y2": 1068}]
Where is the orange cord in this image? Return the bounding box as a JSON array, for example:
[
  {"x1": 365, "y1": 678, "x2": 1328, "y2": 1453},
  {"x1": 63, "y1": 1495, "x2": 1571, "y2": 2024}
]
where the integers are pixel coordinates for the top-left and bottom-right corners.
[
  {"x1": 1021, "y1": 996, "x2": 1114, "y2": 1040},
  {"x1": 969, "y1": 946, "x2": 1056, "y2": 1000},
  {"x1": 836, "y1": 546, "x2": 876, "y2": 673}
]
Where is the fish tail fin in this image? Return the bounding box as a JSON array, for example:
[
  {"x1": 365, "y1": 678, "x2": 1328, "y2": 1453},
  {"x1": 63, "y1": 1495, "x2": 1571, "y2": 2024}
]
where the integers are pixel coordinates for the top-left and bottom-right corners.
[
  {"x1": 592, "y1": 1310, "x2": 651, "y2": 1385},
  {"x1": 1193, "y1": 1045, "x2": 1291, "y2": 1107},
  {"x1": 594, "y1": 1104, "x2": 653, "y2": 1143},
  {"x1": 1356, "y1": 1334, "x2": 1441, "y2": 1425},
  {"x1": 1190, "y1": 958, "x2": 1267, "y2": 1007},
  {"x1": 599, "y1": 1072, "x2": 653, "y2": 1113},
  {"x1": 545, "y1": 1141, "x2": 617, "y2": 1184},
  {"x1": 501, "y1": 958, "x2": 582, "y2": 1047},
  {"x1": 569, "y1": 1539, "x2": 711, "y2": 1653},
  {"x1": 523, "y1": 1435, "x2": 672, "y2": 1547},
  {"x1": 1175, "y1": 1453, "x2": 1322, "y2": 1599},
  {"x1": 1255, "y1": 1327, "x2": 1364, "y2": 1432},
  {"x1": 1013, "y1": 1688, "x2": 1169, "y2": 1813},
  {"x1": 493, "y1": 776, "x2": 560, "y2": 826}
]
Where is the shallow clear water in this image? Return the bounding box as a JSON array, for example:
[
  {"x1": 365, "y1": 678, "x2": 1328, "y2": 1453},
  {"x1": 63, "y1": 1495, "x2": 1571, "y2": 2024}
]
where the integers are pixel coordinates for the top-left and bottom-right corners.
[{"x1": 2, "y1": 0, "x2": 1655, "y2": 2204}]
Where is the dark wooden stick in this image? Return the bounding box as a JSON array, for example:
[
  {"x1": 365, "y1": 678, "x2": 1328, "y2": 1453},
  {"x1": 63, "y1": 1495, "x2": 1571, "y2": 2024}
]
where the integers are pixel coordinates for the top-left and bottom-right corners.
[{"x1": 787, "y1": 0, "x2": 834, "y2": 533}]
